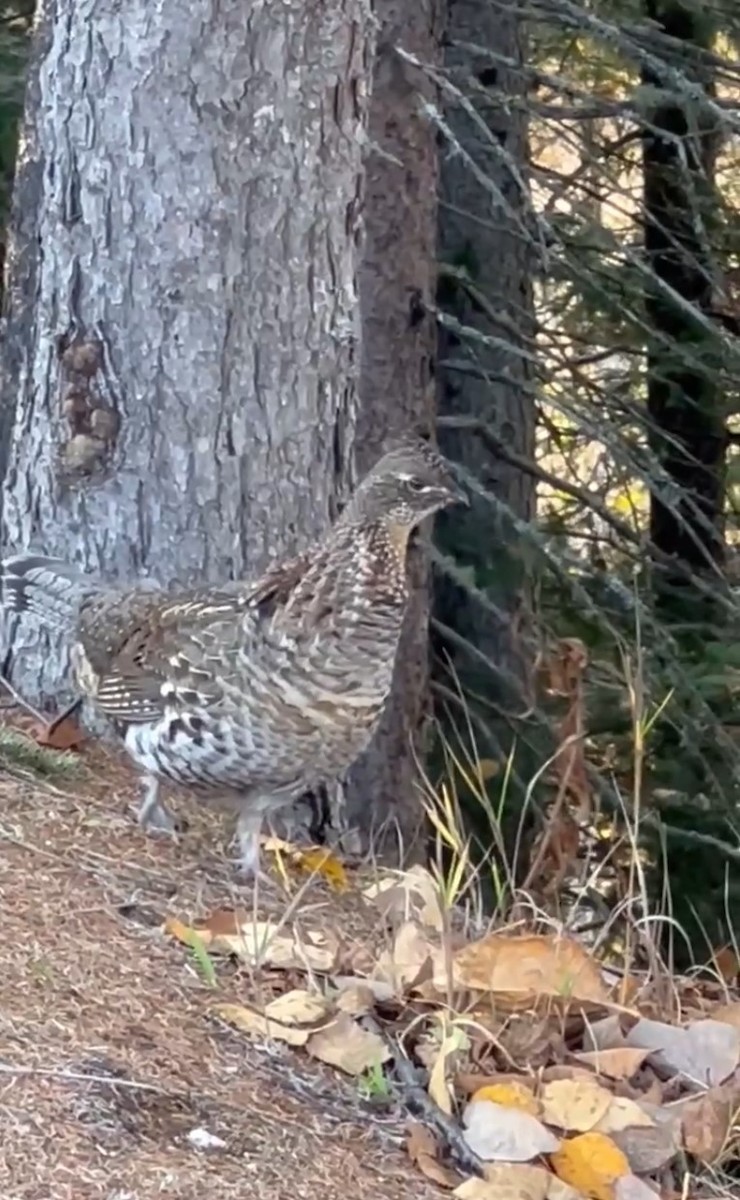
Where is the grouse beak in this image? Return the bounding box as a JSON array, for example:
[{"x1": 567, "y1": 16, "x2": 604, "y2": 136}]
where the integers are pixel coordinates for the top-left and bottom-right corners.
[{"x1": 446, "y1": 481, "x2": 469, "y2": 509}]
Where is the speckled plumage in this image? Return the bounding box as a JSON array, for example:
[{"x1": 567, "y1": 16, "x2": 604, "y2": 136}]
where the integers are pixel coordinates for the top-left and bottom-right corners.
[{"x1": 2, "y1": 440, "x2": 465, "y2": 876}]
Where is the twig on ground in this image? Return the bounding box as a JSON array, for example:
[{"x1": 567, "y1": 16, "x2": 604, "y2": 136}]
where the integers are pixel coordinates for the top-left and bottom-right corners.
[
  {"x1": 362, "y1": 1016, "x2": 485, "y2": 1179},
  {"x1": 0, "y1": 1062, "x2": 171, "y2": 1093}
]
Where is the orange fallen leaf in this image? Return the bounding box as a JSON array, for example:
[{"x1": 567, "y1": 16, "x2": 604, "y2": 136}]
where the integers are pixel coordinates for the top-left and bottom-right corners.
[
  {"x1": 449, "y1": 931, "x2": 612, "y2": 1012},
  {"x1": 551, "y1": 1132, "x2": 629, "y2": 1200},
  {"x1": 33, "y1": 715, "x2": 86, "y2": 751}
]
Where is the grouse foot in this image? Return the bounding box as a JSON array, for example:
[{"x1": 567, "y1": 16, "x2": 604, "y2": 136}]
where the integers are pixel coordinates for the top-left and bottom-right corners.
[{"x1": 136, "y1": 776, "x2": 181, "y2": 835}]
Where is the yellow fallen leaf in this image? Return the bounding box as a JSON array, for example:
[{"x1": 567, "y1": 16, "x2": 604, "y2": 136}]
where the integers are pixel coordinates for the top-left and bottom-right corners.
[
  {"x1": 428, "y1": 1019, "x2": 468, "y2": 1115},
  {"x1": 472, "y1": 1082, "x2": 540, "y2": 1117},
  {"x1": 540, "y1": 1078, "x2": 612, "y2": 1132},
  {"x1": 212, "y1": 1002, "x2": 309, "y2": 1047},
  {"x1": 551, "y1": 1132, "x2": 629, "y2": 1200},
  {"x1": 594, "y1": 1096, "x2": 655, "y2": 1135},
  {"x1": 292, "y1": 847, "x2": 349, "y2": 891}
]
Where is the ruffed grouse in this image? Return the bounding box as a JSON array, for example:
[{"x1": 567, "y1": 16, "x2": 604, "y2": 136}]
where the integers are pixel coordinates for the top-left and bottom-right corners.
[{"x1": 1, "y1": 440, "x2": 465, "y2": 876}]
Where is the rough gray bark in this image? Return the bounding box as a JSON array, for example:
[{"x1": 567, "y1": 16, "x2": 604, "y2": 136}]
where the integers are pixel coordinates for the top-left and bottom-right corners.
[
  {"x1": 0, "y1": 0, "x2": 372, "y2": 710},
  {"x1": 344, "y1": 1, "x2": 442, "y2": 859},
  {"x1": 435, "y1": 1, "x2": 537, "y2": 767}
]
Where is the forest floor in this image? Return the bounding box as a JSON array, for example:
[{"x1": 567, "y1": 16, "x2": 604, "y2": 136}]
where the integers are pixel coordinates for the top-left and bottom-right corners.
[{"x1": 0, "y1": 709, "x2": 445, "y2": 1200}]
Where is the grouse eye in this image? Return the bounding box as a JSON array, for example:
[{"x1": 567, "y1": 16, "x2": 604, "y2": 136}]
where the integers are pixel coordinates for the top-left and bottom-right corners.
[{"x1": 406, "y1": 476, "x2": 428, "y2": 493}]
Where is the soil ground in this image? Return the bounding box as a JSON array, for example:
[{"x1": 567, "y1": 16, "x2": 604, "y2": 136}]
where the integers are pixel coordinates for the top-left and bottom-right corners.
[{"x1": 0, "y1": 714, "x2": 444, "y2": 1200}]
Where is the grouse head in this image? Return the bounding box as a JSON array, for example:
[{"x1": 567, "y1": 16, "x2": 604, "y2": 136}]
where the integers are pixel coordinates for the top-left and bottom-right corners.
[{"x1": 345, "y1": 438, "x2": 467, "y2": 532}]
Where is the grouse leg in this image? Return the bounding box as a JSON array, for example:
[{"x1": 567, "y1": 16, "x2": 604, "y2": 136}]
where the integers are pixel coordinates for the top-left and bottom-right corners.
[
  {"x1": 235, "y1": 808, "x2": 264, "y2": 879},
  {"x1": 137, "y1": 774, "x2": 177, "y2": 834}
]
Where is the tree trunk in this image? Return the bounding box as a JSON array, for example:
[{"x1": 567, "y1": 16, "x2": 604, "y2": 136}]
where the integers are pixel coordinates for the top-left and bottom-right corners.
[
  {"x1": 342, "y1": 1, "x2": 442, "y2": 858},
  {"x1": 435, "y1": 1, "x2": 538, "y2": 787},
  {"x1": 0, "y1": 0, "x2": 372, "y2": 708},
  {"x1": 642, "y1": 1, "x2": 725, "y2": 625}
]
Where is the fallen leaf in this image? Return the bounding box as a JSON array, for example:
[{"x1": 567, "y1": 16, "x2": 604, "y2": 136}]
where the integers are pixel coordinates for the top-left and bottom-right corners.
[
  {"x1": 583, "y1": 1016, "x2": 630, "y2": 1052},
  {"x1": 613, "y1": 1176, "x2": 660, "y2": 1200},
  {"x1": 449, "y1": 931, "x2": 612, "y2": 1012},
  {"x1": 575, "y1": 1047, "x2": 650, "y2": 1080},
  {"x1": 307, "y1": 1012, "x2": 390, "y2": 1076},
  {"x1": 456, "y1": 1164, "x2": 550, "y2": 1199},
  {"x1": 612, "y1": 1102, "x2": 681, "y2": 1173},
  {"x1": 406, "y1": 1122, "x2": 460, "y2": 1189},
  {"x1": 212, "y1": 1002, "x2": 309, "y2": 1046},
  {"x1": 624, "y1": 1017, "x2": 740, "y2": 1088},
  {"x1": 546, "y1": 1179, "x2": 584, "y2": 1200},
  {"x1": 551, "y1": 1132, "x2": 630, "y2": 1200},
  {"x1": 364, "y1": 864, "x2": 445, "y2": 932},
  {"x1": 168, "y1": 914, "x2": 340, "y2": 973},
  {"x1": 263, "y1": 988, "x2": 331, "y2": 1026},
  {"x1": 472, "y1": 1081, "x2": 540, "y2": 1117},
  {"x1": 462, "y1": 1098, "x2": 560, "y2": 1162},
  {"x1": 291, "y1": 846, "x2": 349, "y2": 892},
  {"x1": 712, "y1": 1001, "x2": 740, "y2": 1030},
  {"x1": 594, "y1": 1096, "x2": 655, "y2": 1135},
  {"x1": 428, "y1": 1019, "x2": 468, "y2": 1114},
  {"x1": 34, "y1": 714, "x2": 86, "y2": 750},
  {"x1": 335, "y1": 982, "x2": 377, "y2": 1016},
  {"x1": 680, "y1": 1088, "x2": 733, "y2": 1164},
  {"x1": 374, "y1": 919, "x2": 436, "y2": 995},
  {"x1": 540, "y1": 1077, "x2": 612, "y2": 1132}
]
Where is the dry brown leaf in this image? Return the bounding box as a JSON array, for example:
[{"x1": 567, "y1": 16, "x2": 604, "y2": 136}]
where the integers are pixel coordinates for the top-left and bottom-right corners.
[
  {"x1": 332, "y1": 973, "x2": 395, "y2": 1004},
  {"x1": 611, "y1": 1126, "x2": 677, "y2": 1175},
  {"x1": 406, "y1": 1122, "x2": 460, "y2": 1190},
  {"x1": 613, "y1": 1176, "x2": 660, "y2": 1200},
  {"x1": 170, "y1": 915, "x2": 340, "y2": 973},
  {"x1": 212, "y1": 1002, "x2": 309, "y2": 1047},
  {"x1": 611, "y1": 1102, "x2": 682, "y2": 1173},
  {"x1": 540, "y1": 1077, "x2": 613, "y2": 1132},
  {"x1": 335, "y1": 982, "x2": 377, "y2": 1016},
  {"x1": 624, "y1": 1016, "x2": 740, "y2": 1087},
  {"x1": 34, "y1": 714, "x2": 86, "y2": 750},
  {"x1": 449, "y1": 931, "x2": 611, "y2": 1012},
  {"x1": 374, "y1": 919, "x2": 436, "y2": 995},
  {"x1": 364, "y1": 864, "x2": 445, "y2": 932},
  {"x1": 263, "y1": 988, "x2": 331, "y2": 1026},
  {"x1": 456, "y1": 1165, "x2": 550, "y2": 1200},
  {"x1": 680, "y1": 1088, "x2": 733, "y2": 1164},
  {"x1": 575, "y1": 1047, "x2": 650, "y2": 1080},
  {"x1": 463, "y1": 1099, "x2": 560, "y2": 1162},
  {"x1": 711, "y1": 945, "x2": 740, "y2": 983},
  {"x1": 711, "y1": 1000, "x2": 740, "y2": 1030},
  {"x1": 593, "y1": 1096, "x2": 655, "y2": 1135},
  {"x1": 551, "y1": 1132, "x2": 629, "y2": 1200},
  {"x1": 306, "y1": 1012, "x2": 390, "y2": 1076},
  {"x1": 583, "y1": 1016, "x2": 630, "y2": 1053}
]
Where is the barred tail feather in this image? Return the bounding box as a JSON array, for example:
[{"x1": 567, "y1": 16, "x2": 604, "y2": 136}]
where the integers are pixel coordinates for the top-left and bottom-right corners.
[{"x1": 1, "y1": 554, "x2": 89, "y2": 632}]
